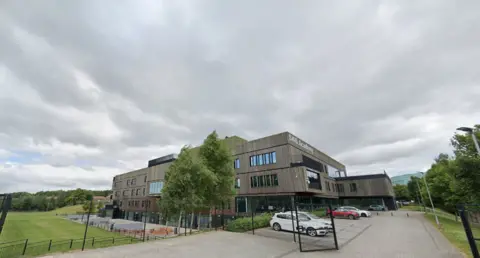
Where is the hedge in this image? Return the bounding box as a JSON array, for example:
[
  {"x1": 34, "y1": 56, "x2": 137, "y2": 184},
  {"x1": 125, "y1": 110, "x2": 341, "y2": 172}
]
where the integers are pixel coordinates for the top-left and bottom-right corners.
[{"x1": 225, "y1": 213, "x2": 272, "y2": 232}]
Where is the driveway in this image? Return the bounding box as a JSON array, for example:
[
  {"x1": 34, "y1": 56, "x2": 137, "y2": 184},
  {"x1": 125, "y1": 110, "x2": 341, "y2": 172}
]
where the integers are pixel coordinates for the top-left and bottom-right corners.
[{"x1": 43, "y1": 211, "x2": 463, "y2": 258}]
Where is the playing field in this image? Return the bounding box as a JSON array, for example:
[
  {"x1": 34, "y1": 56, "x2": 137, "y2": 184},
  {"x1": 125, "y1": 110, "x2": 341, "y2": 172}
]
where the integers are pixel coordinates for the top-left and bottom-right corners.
[{"x1": 1, "y1": 209, "x2": 120, "y2": 243}]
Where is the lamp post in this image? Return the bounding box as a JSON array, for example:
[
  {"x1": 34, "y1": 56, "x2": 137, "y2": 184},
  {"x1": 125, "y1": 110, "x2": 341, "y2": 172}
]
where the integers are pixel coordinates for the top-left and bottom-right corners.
[
  {"x1": 143, "y1": 200, "x2": 148, "y2": 242},
  {"x1": 82, "y1": 195, "x2": 93, "y2": 251},
  {"x1": 456, "y1": 127, "x2": 480, "y2": 155},
  {"x1": 421, "y1": 172, "x2": 439, "y2": 226}
]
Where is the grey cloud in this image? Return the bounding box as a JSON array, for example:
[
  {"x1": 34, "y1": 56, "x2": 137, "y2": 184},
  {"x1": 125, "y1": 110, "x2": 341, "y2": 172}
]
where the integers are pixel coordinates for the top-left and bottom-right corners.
[{"x1": 1, "y1": 0, "x2": 479, "y2": 191}]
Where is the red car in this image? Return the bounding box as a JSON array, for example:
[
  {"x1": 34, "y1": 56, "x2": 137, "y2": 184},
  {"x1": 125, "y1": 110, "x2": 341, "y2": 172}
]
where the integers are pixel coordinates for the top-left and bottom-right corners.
[{"x1": 327, "y1": 207, "x2": 360, "y2": 220}]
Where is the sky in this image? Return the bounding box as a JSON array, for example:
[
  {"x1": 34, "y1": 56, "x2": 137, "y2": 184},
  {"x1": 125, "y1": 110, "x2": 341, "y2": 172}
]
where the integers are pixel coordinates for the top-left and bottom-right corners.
[{"x1": 0, "y1": 0, "x2": 479, "y2": 193}]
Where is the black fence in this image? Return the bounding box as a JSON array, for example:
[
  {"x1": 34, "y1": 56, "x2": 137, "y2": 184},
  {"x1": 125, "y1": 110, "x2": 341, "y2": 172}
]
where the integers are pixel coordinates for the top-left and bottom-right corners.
[
  {"x1": 0, "y1": 235, "x2": 162, "y2": 258},
  {"x1": 0, "y1": 194, "x2": 12, "y2": 236},
  {"x1": 458, "y1": 204, "x2": 480, "y2": 258},
  {"x1": 225, "y1": 196, "x2": 339, "y2": 253}
]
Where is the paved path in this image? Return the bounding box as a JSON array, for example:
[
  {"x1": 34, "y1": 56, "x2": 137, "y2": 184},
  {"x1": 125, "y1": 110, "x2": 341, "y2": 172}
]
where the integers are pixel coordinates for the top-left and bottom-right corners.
[
  {"x1": 43, "y1": 211, "x2": 463, "y2": 258},
  {"x1": 284, "y1": 211, "x2": 463, "y2": 258}
]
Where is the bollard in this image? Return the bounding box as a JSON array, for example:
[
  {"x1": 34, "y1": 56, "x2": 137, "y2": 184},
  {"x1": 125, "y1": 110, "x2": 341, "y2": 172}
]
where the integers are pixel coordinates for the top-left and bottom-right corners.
[
  {"x1": 391, "y1": 212, "x2": 393, "y2": 216},
  {"x1": 377, "y1": 212, "x2": 379, "y2": 216},
  {"x1": 407, "y1": 213, "x2": 409, "y2": 217}
]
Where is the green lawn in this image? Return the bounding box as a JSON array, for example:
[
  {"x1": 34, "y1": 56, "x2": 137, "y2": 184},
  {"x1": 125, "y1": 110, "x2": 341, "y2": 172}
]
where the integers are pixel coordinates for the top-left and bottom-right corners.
[
  {"x1": 425, "y1": 214, "x2": 480, "y2": 258},
  {"x1": 0, "y1": 209, "x2": 138, "y2": 257},
  {"x1": 47, "y1": 205, "x2": 84, "y2": 215}
]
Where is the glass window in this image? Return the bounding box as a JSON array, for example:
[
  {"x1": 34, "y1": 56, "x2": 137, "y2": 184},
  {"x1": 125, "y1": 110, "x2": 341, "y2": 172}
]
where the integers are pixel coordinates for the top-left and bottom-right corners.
[
  {"x1": 265, "y1": 175, "x2": 271, "y2": 186},
  {"x1": 144, "y1": 176, "x2": 147, "y2": 182},
  {"x1": 234, "y1": 158, "x2": 240, "y2": 169},
  {"x1": 272, "y1": 174, "x2": 279, "y2": 186},
  {"x1": 250, "y1": 177, "x2": 254, "y2": 187},
  {"x1": 259, "y1": 175, "x2": 264, "y2": 187},
  {"x1": 265, "y1": 154, "x2": 270, "y2": 164},
  {"x1": 253, "y1": 176, "x2": 258, "y2": 187},
  {"x1": 258, "y1": 154, "x2": 264, "y2": 165},
  {"x1": 131, "y1": 189, "x2": 134, "y2": 196},
  {"x1": 127, "y1": 179, "x2": 130, "y2": 186},
  {"x1": 306, "y1": 169, "x2": 321, "y2": 190},
  {"x1": 235, "y1": 178, "x2": 240, "y2": 188},
  {"x1": 271, "y1": 152, "x2": 277, "y2": 163}
]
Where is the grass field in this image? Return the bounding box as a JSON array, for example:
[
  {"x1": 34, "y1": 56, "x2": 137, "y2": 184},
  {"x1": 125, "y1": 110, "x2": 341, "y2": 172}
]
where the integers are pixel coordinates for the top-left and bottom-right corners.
[
  {"x1": 47, "y1": 205, "x2": 84, "y2": 215},
  {"x1": 425, "y1": 214, "x2": 480, "y2": 258},
  {"x1": 0, "y1": 211, "x2": 119, "y2": 243},
  {"x1": 0, "y1": 207, "x2": 137, "y2": 257}
]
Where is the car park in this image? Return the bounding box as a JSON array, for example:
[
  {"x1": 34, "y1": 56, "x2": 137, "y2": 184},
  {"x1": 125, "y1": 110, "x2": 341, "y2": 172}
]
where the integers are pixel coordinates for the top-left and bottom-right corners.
[
  {"x1": 327, "y1": 207, "x2": 360, "y2": 220},
  {"x1": 270, "y1": 212, "x2": 330, "y2": 237},
  {"x1": 368, "y1": 205, "x2": 386, "y2": 211},
  {"x1": 338, "y1": 206, "x2": 372, "y2": 217}
]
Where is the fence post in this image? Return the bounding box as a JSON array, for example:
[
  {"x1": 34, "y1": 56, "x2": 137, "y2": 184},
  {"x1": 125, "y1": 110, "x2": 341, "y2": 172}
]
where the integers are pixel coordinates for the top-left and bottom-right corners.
[
  {"x1": 70, "y1": 239, "x2": 73, "y2": 249},
  {"x1": 48, "y1": 239, "x2": 52, "y2": 251},
  {"x1": 458, "y1": 205, "x2": 480, "y2": 258},
  {"x1": 112, "y1": 237, "x2": 115, "y2": 244},
  {"x1": 92, "y1": 237, "x2": 95, "y2": 247},
  {"x1": 22, "y1": 239, "x2": 29, "y2": 255}
]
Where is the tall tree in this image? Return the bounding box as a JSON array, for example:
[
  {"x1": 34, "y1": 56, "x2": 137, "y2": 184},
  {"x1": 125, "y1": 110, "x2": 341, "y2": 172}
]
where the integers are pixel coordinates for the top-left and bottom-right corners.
[
  {"x1": 160, "y1": 146, "x2": 216, "y2": 228},
  {"x1": 393, "y1": 185, "x2": 410, "y2": 200},
  {"x1": 199, "y1": 131, "x2": 236, "y2": 209}
]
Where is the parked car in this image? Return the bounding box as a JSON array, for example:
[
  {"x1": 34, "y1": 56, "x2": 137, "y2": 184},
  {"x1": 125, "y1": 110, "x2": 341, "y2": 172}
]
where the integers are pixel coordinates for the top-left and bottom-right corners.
[
  {"x1": 338, "y1": 206, "x2": 372, "y2": 217},
  {"x1": 270, "y1": 212, "x2": 330, "y2": 237},
  {"x1": 327, "y1": 208, "x2": 360, "y2": 220},
  {"x1": 286, "y1": 211, "x2": 333, "y2": 232},
  {"x1": 368, "y1": 205, "x2": 386, "y2": 211}
]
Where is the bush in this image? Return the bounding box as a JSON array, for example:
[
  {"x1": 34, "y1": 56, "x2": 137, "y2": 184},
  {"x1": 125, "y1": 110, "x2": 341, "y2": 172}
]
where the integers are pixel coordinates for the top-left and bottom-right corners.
[
  {"x1": 226, "y1": 213, "x2": 272, "y2": 232},
  {"x1": 311, "y1": 208, "x2": 327, "y2": 217}
]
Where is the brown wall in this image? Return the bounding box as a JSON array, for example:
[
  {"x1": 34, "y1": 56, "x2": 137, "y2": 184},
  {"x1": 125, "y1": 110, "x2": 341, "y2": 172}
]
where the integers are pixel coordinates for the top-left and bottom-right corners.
[{"x1": 336, "y1": 176, "x2": 394, "y2": 197}]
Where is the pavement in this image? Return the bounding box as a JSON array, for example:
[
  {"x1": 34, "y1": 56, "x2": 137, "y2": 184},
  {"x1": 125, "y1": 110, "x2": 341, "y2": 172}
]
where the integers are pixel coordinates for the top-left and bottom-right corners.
[{"x1": 42, "y1": 211, "x2": 464, "y2": 258}]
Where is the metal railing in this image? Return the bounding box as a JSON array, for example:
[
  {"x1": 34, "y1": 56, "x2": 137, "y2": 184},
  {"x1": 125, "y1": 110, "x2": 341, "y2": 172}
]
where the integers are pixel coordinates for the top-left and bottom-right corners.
[{"x1": 0, "y1": 235, "x2": 164, "y2": 258}]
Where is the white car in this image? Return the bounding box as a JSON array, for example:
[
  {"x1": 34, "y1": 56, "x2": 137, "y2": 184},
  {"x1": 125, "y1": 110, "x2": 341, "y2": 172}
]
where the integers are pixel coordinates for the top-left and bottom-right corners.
[
  {"x1": 270, "y1": 212, "x2": 331, "y2": 237},
  {"x1": 338, "y1": 206, "x2": 371, "y2": 217}
]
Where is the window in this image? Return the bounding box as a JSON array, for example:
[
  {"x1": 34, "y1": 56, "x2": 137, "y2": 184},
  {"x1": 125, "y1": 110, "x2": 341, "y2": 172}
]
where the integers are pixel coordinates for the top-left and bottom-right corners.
[
  {"x1": 127, "y1": 179, "x2": 130, "y2": 186},
  {"x1": 249, "y1": 152, "x2": 277, "y2": 167},
  {"x1": 234, "y1": 158, "x2": 240, "y2": 169},
  {"x1": 326, "y1": 182, "x2": 331, "y2": 191},
  {"x1": 337, "y1": 184, "x2": 344, "y2": 193},
  {"x1": 331, "y1": 183, "x2": 335, "y2": 192},
  {"x1": 144, "y1": 176, "x2": 147, "y2": 182},
  {"x1": 350, "y1": 183, "x2": 357, "y2": 192},
  {"x1": 149, "y1": 181, "x2": 164, "y2": 194},
  {"x1": 141, "y1": 201, "x2": 145, "y2": 207},
  {"x1": 136, "y1": 189, "x2": 140, "y2": 196},
  {"x1": 122, "y1": 190, "x2": 127, "y2": 196},
  {"x1": 131, "y1": 178, "x2": 136, "y2": 185},
  {"x1": 131, "y1": 189, "x2": 134, "y2": 196},
  {"x1": 115, "y1": 191, "x2": 119, "y2": 197},
  {"x1": 235, "y1": 178, "x2": 240, "y2": 188},
  {"x1": 306, "y1": 169, "x2": 322, "y2": 190},
  {"x1": 250, "y1": 174, "x2": 278, "y2": 188},
  {"x1": 119, "y1": 201, "x2": 122, "y2": 207},
  {"x1": 143, "y1": 188, "x2": 146, "y2": 196}
]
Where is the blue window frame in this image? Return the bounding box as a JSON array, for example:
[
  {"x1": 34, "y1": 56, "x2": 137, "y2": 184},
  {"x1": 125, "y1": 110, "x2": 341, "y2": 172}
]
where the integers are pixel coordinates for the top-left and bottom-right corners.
[{"x1": 249, "y1": 151, "x2": 277, "y2": 167}]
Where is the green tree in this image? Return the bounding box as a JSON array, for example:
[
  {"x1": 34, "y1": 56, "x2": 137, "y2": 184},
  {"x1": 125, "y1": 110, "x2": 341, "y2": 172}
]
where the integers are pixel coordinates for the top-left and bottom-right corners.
[
  {"x1": 199, "y1": 131, "x2": 236, "y2": 210},
  {"x1": 160, "y1": 146, "x2": 216, "y2": 227},
  {"x1": 393, "y1": 185, "x2": 410, "y2": 200},
  {"x1": 82, "y1": 201, "x2": 96, "y2": 214}
]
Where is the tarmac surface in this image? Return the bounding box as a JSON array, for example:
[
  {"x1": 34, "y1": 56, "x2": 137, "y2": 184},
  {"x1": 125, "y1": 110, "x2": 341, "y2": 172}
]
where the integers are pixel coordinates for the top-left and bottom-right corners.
[{"x1": 42, "y1": 211, "x2": 464, "y2": 258}]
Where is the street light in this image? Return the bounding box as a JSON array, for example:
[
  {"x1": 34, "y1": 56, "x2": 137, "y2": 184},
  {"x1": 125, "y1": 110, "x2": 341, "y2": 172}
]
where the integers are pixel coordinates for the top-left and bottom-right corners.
[
  {"x1": 456, "y1": 127, "x2": 480, "y2": 155},
  {"x1": 421, "y1": 172, "x2": 439, "y2": 226}
]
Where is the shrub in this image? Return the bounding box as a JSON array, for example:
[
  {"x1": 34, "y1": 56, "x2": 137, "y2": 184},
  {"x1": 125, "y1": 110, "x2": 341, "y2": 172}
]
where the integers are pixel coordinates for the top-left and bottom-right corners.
[
  {"x1": 226, "y1": 213, "x2": 272, "y2": 232},
  {"x1": 311, "y1": 208, "x2": 327, "y2": 217}
]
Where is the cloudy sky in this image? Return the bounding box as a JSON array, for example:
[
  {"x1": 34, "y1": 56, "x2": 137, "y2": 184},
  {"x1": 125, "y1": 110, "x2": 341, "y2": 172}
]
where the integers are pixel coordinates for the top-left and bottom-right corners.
[{"x1": 0, "y1": 0, "x2": 479, "y2": 193}]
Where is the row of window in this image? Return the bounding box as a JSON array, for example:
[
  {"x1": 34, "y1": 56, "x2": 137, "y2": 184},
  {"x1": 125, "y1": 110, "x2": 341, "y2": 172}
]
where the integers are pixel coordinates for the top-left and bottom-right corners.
[
  {"x1": 250, "y1": 152, "x2": 277, "y2": 167},
  {"x1": 250, "y1": 174, "x2": 279, "y2": 188},
  {"x1": 123, "y1": 175, "x2": 148, "y2": 187},
  {"x1": 121, "y1": 200, "x2": 152, "y2": 208},
  {"x1": 119, "y1": 187, "x2": 146, "y2": 197}
]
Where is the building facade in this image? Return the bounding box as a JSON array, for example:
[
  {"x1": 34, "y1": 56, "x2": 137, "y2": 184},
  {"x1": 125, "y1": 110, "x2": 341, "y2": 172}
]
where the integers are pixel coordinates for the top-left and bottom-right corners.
[{"x1": 110, "y1": 132, "x2": 396, "y2": 222}]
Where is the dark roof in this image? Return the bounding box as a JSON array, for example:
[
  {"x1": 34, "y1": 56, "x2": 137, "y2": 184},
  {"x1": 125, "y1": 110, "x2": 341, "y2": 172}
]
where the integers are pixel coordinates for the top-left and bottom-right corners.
[{"x1": 335, "y1": 173, "x2": 390, "y2": 181}]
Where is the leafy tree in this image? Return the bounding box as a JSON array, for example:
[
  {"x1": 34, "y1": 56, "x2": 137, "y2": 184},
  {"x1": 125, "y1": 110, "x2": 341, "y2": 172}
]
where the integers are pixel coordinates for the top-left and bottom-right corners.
[
  {"x1": 82, "y1": 201, "x2": 97, "y2": 214},
  {"x1": 160, "y1": 146, "x2": 216, "y2": 227},
  {"x1": 393, "y1": 185, "x2": 410, "y2": 200},
  {"x1": 199, "y1": 131, "x2": 236, "y2": 210}
]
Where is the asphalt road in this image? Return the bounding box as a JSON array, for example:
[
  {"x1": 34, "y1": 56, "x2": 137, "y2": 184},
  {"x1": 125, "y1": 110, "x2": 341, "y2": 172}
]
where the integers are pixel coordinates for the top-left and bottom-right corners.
[{"x1": 42, "y1": 211, "x2": 463, "y2": 258}]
